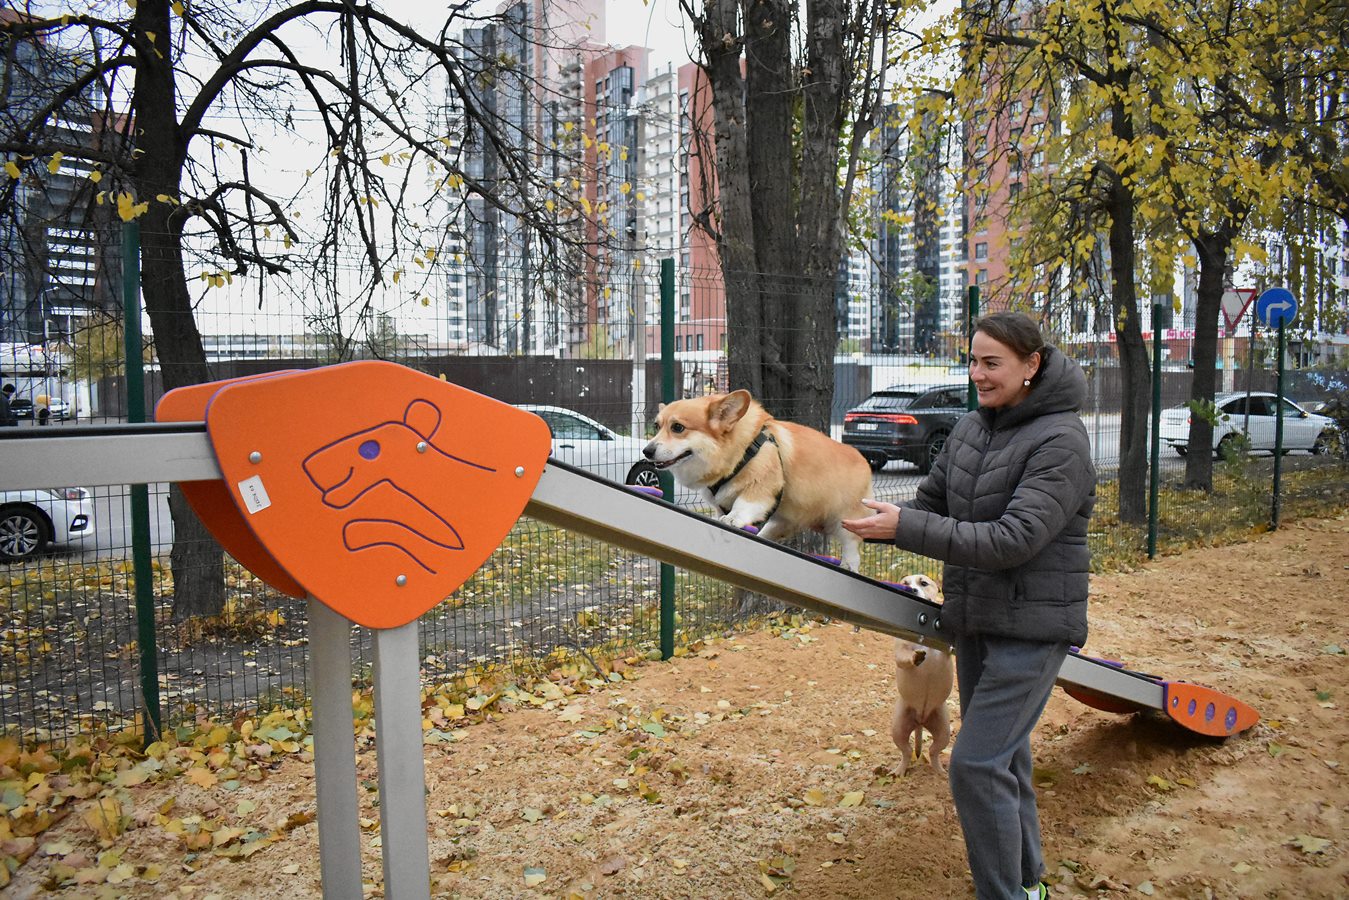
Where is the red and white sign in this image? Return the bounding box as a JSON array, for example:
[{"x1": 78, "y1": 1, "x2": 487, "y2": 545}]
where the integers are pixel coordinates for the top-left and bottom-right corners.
[
  {"x1": 1106, "y1": 329, "x2": 1195, "y2": 342},
  {"x1": 1221, "y1": 288, "x2": 1257, "y2": 331}
]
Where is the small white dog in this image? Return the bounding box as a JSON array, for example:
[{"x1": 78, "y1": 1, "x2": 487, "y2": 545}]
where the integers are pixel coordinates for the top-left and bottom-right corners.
[{"x1": 890, "y1": 574, "x2": 954, "y2": 775}]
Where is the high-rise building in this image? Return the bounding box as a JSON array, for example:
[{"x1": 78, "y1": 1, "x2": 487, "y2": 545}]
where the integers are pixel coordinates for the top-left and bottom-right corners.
[
  {"x1": 871, "y1": 96, "x2": 966, "y2": 354},
  {"x1": 1, "y1": 12, "x2": 126, "y2": 347},
  {"x1": 456, "y1": 0, "x2": 605, "y2": 354}
]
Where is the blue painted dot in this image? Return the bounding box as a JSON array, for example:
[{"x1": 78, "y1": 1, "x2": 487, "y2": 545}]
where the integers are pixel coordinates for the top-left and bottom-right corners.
[
  {"x1": 1187, "y1": 699, "x2": 1197, "y2": 716},
  {"x1": 359, "y1": 440, "x2": 380, "y2": 460},
  {"x1": 1225, "y1": 708, "x2": 1238, "y2": 731},
  {"x1": 1205, "y1": 702, "x2": 1216, "y2": 722}
]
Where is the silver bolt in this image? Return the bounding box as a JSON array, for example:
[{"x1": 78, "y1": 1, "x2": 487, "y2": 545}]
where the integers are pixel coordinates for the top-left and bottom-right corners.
[
  {"x1": 514, "y1": 466, "x2": 525, "y2": 477},
  {"x1": 416, "y1": 441, "x2": 428, "y2": 454},
  {"x1": 395, "y1": 574, "x2": 408, "y2": 587},
  {"x1": 249, "y1": 451, "x2": 262, "y2": 464},
  {"x1": 917, "y1": 613, "x2": 929, "y2": 626}
]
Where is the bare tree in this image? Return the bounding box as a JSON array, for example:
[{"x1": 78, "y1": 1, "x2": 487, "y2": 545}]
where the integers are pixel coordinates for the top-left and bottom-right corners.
[{"x1": 2, "y1": 0, "x2": 604, "y2": 616}]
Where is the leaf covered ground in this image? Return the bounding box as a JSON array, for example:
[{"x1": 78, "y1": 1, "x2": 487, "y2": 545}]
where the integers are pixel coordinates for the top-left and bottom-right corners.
[{"x1": 2, "y1": 514, "x2": 1347, "y2": 898}]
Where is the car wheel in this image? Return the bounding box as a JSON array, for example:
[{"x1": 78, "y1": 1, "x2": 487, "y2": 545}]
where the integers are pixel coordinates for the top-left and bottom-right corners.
[
  {"x1": 918, "y1": 432, "x2": 948, "y2": 475},
  {"x1": 625, "y1": 461, "x2": 661, "y2": 489},
  {"x1": 866, "y1": 455, "x2": 887, "y2": 472},
  {"x1": 0, "y1": 505, "x2": 51, "y2": 562},
  {"x1": 1312, "y1": 430, "x2": 1337, "y2": 456},
  {"x1": 1215, "y1": 433, "x2": 1241, "y2": 460},
  {"x1": 1174, "y1": 446, "x2": 1187, "y2": 458}
]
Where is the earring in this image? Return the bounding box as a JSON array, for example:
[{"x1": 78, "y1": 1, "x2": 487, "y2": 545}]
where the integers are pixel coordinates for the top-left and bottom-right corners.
[{"x1": 1023, "y1": 379, "x2": 1031, "y2": 387}]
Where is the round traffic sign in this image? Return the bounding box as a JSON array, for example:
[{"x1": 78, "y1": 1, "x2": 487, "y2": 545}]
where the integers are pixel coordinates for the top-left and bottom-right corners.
[{"x1": 1255, "y1": 288, "x2": 1297, "y2": 328}]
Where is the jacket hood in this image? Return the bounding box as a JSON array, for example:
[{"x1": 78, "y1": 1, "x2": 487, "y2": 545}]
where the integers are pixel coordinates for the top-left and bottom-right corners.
[{"x1": 980, "y1": 344, "x2": 1087, "y2": 431}]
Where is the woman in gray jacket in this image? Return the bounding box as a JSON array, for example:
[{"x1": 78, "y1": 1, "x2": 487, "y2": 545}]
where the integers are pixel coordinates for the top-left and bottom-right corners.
[{"x1": 843, "y1": 311, "x2": 1095, "y2": 900}]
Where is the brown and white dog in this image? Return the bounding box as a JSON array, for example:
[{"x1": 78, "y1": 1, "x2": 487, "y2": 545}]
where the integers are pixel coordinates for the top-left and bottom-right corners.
[
  {"x1": 642, "y1": 390, "x2": 872, "y2": 571},
  {"x1": 891, "y1": 574, "x2": 954, "y2": 776}
]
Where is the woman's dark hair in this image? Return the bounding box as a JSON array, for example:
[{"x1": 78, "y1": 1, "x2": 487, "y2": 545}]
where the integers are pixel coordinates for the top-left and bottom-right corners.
[
  {"x1": 973, "y1": 311, "x2": 1044, "y2": 359},
  {"x1": 973, "y1": 311, "x2": 1051, "y2": 384}
]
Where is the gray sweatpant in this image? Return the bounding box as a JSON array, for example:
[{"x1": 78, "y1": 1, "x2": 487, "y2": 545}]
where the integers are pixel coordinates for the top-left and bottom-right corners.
[{"x1": 949, "y1": 634, "x2": 1069, "y2": 899}]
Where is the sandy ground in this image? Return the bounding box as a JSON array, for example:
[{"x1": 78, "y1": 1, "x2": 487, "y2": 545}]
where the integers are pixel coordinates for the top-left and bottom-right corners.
[{"x1": 5, "y1": 513, "x2": 1348, "y2": 899}]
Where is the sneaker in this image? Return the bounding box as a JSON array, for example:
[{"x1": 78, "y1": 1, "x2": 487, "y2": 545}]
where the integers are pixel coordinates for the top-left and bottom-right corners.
[{"x1": 1023, "y1": 884, "x2": 1050, "y2": 900}]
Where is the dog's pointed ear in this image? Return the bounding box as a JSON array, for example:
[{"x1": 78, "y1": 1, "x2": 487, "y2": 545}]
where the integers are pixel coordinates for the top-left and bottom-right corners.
[{"x1": 712, "y1": 390, "x2": 751, "y2": 432}]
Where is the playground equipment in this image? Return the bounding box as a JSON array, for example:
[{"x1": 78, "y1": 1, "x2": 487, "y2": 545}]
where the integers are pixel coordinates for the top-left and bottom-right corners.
[{"x1": 0, "y1": 362, "x2": 1259, "y2": 899}]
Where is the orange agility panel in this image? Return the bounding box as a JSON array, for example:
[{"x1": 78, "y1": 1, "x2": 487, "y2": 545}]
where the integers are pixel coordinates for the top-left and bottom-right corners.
[
  {"x1": 156, "y1": 372, "x2": 308, "y2": 599},
  {"x1": 1163, "y1": 681, "x2": 1260, "y2": 737},
  {"x1": 204, "y1": 362, "x2": 551, "y2": 629}
]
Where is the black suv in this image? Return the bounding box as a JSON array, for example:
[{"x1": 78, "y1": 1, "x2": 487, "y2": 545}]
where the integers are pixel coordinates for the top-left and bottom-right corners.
[{"x1": 842, "y1": 383, "x2": 969, "y2": 474}]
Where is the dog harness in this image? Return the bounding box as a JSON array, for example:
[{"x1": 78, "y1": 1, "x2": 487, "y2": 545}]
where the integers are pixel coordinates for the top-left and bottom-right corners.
[{"x1": 711, "y1": 428, "x2": 784, "y2": 525}]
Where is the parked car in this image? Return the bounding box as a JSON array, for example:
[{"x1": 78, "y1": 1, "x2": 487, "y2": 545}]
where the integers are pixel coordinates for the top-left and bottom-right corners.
[
  {"x1": 841, "y1": 383, "x2": 969, "y2": 474},
  {"x1": 0, "y1": 487, "x2": 95, "y2": 562},
  {"x1": 1158, "y1": 392, "x2": 1337, "y2": 457},
  {"x1": 8, "y1": 397, "x2": 33, "y2": 420},
  {"x1": 518, "y1": 405, "x2": 696, "y2": 502},
  {"x1": 43, "y1": 397, "x2": 71, "y2": 420}
]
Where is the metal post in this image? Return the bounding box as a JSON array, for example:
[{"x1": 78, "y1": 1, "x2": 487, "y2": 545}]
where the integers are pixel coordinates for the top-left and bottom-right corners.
[
  {"x1": 966, "y1": 285, "x2": 980, "y2": 411},
  {"x1": 659, "y1": 258, "x2": 676, "y2": 660},
  {"x1": 1271, "y1": 319, "x2": 1285, "y2": 529},
  {"x1": 308, "y1": 599, "x2": 364, "y2": 898},
  {"x1": 372, "y1": 623, "x2": 432, "y2": 899},
  {"x1": 1147, "y1": 305, "x2": 1163, "y2": 558},
  {"x1": 121, "y1": 221, "x2": 161, "y2": 745},
  {"x1": 1243, "y1": 323, "x2": 1256, "y2": 437}
]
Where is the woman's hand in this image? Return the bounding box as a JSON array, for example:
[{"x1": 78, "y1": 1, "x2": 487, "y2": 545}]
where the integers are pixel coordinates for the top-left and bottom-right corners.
[{"x1": 841, "y1": 499, "x2": 900, "y2": 541}]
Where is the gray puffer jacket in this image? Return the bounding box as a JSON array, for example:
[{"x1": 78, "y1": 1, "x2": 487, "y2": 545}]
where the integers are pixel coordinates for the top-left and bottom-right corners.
[{"x1": 892, "y1": 347, "x2": 1096, "y2": 645}]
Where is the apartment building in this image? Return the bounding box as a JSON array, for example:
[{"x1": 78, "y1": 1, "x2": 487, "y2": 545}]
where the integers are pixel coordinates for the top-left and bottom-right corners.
[{"x1": 1, "y1": 14, "x2": 126, "y2": 347}]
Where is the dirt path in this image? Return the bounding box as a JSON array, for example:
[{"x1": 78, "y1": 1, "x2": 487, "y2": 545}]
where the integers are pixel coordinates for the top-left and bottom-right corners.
[{"x1": 6, "y1": 515, "x2": 1348, "y2": 898}]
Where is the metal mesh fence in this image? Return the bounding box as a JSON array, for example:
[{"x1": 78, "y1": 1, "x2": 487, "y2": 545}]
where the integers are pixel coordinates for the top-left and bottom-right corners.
[{"x1": 2, "y1": 250, "x2": 1346, "y2": 745}]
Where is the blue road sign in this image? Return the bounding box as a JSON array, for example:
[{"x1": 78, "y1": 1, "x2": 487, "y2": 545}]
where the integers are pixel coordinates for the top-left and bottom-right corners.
[{"x1": 1255, "y1": 287, "x2": 1297, "y2": 328}]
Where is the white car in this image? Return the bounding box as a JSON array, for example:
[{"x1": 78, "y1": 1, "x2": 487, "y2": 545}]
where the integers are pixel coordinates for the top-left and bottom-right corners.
[
  {"x1": 1159, "y1": 392, "x2": 1337, "y2": 457},
  {"x1": 0, "y1": 487, "x2": 95, "y2": 561},
  {"x1": 517, "y1": 405, "x2": 696, "y2": 503}
]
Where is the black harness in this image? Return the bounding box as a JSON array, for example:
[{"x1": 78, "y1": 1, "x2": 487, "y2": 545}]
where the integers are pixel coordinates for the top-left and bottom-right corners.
[{"x1": 710, "y1": 428, "x2": 784, "y2": 525}]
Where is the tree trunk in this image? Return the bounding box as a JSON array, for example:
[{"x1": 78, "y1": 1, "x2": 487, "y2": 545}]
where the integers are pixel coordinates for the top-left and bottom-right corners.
[
  {"x1": 1183, "y1": 227, "x2": 1234, "y2": 491},
  {"x1": 133, "y1": 0, "x2": 225, "y2": 619},
  {"x1": 743, "y1": 0, "x2": 794, "y2": 411},
  {"x1": 698, "y1": 0, "x2": 764, "y2": 398},
  {"x1": 789, "y1": 0, "x2": 848, "y2": 433},
  {"x1": 1108, "y1": 176, "x2": 1149, "y2": 525}
]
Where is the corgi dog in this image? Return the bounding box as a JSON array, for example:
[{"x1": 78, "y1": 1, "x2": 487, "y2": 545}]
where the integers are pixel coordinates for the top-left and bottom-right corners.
[
  {"x1": 890, "y1": 573, "x2": 954, "y2": 775},
  {"x1": 641, "y1": 390, "x2": 872, "y2": 571}
]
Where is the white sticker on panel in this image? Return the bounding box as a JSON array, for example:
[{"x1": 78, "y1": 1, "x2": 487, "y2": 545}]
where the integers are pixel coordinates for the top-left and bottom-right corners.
[{"x1": 238, "y1": 475, "x2": 272, "y2": 514}]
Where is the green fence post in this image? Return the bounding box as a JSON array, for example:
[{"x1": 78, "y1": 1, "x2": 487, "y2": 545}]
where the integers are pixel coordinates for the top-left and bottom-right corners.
[
  {"x1": 658, "y1": 259, "x2": 676, "y2": 660},
  {"x1": 121, "y1": 221, "x2": 162, "y2": 745},
  {"x1": 966, "y1": 286, "x2": 980, "y2": 411},
  {"x1": 1147, "y1": 305, "x2": 1163, "y2": 558}
]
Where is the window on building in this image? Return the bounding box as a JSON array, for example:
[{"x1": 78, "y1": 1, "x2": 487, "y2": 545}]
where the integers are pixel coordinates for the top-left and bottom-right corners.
[
  {"x1": 1008, "y1": 182, "x2": 1022, "y2": 199},
  {"x1": 976, "y1": 269, "x2": 989, "y2": 285},
  {"x1": 696, "y1": 334, "x2": 704, "y2": 351},
  {"x1": 1009, "y1": 99, "x2": 1023, "y2": 117},
  {"x1": 675, "y1": 335, "x2": 683, "y2": 351},
  {"x1": 975, "y1": 242, "x2": 988, "y2": 260}
]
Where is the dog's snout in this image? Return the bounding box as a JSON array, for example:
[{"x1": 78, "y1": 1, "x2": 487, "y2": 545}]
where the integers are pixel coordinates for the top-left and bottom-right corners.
[{"x1": 642, "y1": 441, "x2": 656, "y2": 460}]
